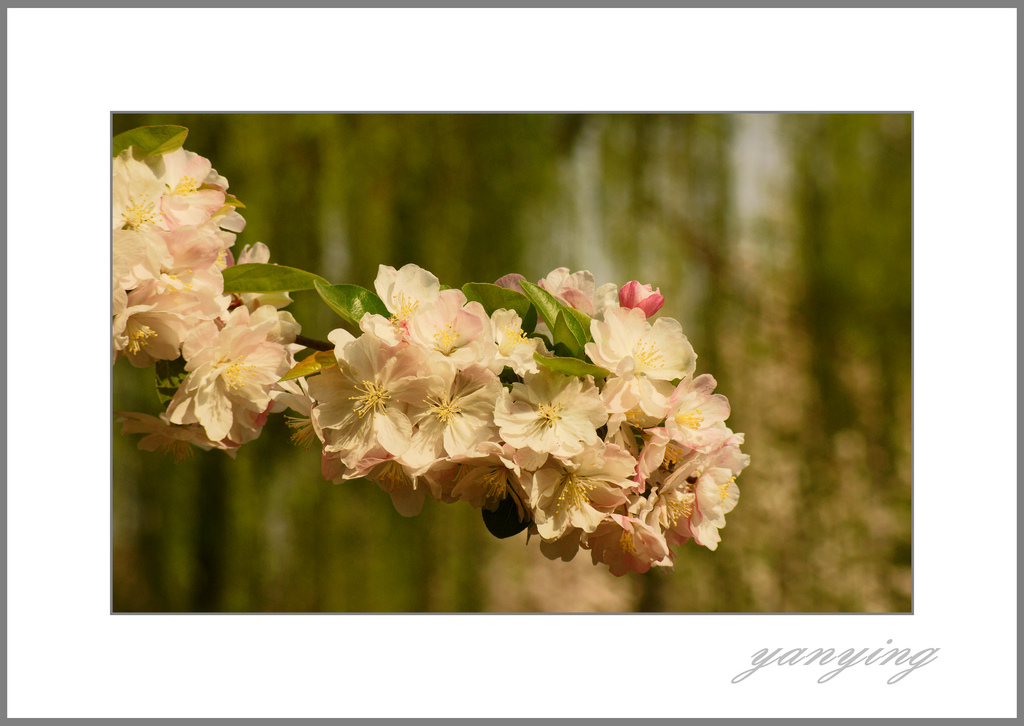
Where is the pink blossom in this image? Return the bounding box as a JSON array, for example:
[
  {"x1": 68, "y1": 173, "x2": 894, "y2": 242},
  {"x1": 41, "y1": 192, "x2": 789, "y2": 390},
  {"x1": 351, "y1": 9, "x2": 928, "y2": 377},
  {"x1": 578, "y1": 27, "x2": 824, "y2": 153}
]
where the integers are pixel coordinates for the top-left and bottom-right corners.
[
  {"x1": 158, "y1": 148, "x2": 228, "y2": 230},
  {"x1": 406, "y1": 289, "x2": 490, "y2": 368},
  {"x1": 586, "y1": 508, "x2": 671, "y2": 576},
  {"x1": 165, "y1": 305, "x2": 294, "y2": 442},
  {"x1": 320, "y1": 446, "x2": 428, "y2": 517},
  {"x1": 663, "y1": 374, "x2": 733, "y2": 450},
  {"x1": 117, "y1": 411, "x2": 238, "y2": 461},
  {"x1": 618, "y1": 280, "x2": 665, "y2": 318},
  {"x1": 449, "y1": 441, "x2": 529, "y2": 517},
  {"x1": 538, "y1": 268, "x2": 593, "y2": 314},
  {"x1": 538, "y1": 527, "x2": 583, "y2": 562}
]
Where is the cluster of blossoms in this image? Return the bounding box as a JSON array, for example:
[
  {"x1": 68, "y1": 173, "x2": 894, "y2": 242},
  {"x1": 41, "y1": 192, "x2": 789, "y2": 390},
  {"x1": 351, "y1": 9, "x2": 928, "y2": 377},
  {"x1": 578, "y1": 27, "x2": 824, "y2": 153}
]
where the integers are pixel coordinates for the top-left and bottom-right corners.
[
  {"x1": 308, "y1": 264, "x2": 749, "y2": 575},
  {"x1": 113, "y1": 143, "x2": 305, "y2": 456},
  {"x1": 114, "y1": 129, "x2": 749, "y2": 576}
]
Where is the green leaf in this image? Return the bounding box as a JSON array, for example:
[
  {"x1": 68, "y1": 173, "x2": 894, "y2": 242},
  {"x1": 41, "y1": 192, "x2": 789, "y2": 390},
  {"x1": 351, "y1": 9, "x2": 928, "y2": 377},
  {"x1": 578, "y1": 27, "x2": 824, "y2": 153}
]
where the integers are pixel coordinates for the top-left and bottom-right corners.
[
  {"x1": 314, "y1": 280, "x2": 389, "y2": 325},
  {"x1": 462, "y1": 282, "x2": 538, "y2": 332},
  {"x1": 553, "y1": 310, "x2": 588, "y2": 358},
  {"x1": 112, "y1": 125, "x2": 189, "y2": 158},
  {"x1": 526, "y1": 331, "x2": 553, "y2": 350},
  {"x1": 222, "y1": 263, "x2": 329, "y2": 293},
  {"x1": 280, "y1": 350, "x2": 337, "y2": 381},
  {"x1": 154, "y1": 357, "x2": 189, "y2": 405},
  {"x1": 522, "y1": 306, "x2": 539, "y2": 333},
  {"x1": 551, "y1": 342, "x2": 575, "y2": 358},
  {"x1": 533, "y1": 352, "x2": 610, "y2": 380},
  {"x1": 518, "y1": 280, "x2": 561, "y2": 332},
  {"x1": 562, "y1": 306, "x2": 594, "y2": 344},
  {"x1": 518, "y1": 280, "x2": 592, "y2": 343},
  {"x1": 498, "y1": 366, "x2": 519, "y2": 386},
  {"x1": 482, "y1": 491, "x2": 531, "y2": 539}
]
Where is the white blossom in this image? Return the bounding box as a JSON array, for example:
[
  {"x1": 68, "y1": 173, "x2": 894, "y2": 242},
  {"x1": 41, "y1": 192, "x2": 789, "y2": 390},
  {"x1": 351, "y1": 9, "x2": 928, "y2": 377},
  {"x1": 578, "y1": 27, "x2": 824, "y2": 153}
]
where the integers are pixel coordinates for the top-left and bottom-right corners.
[
  {"x1": 527, "y1": 443, "x2": 636, "y2": 540},
  {"x1": 493, "y1": 367, "x2": 607, "y2": 458},
  {"x1": 308, "y1": 333, "x2": 440, "y2": 468}
]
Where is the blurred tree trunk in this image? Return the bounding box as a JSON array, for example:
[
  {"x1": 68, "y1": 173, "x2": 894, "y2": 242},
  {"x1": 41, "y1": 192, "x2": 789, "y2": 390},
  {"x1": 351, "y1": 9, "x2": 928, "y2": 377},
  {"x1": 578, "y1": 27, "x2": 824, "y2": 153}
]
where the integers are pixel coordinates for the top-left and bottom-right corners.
[{"x1": 192, "y1": 452, "x2": 227, "y2": 611}]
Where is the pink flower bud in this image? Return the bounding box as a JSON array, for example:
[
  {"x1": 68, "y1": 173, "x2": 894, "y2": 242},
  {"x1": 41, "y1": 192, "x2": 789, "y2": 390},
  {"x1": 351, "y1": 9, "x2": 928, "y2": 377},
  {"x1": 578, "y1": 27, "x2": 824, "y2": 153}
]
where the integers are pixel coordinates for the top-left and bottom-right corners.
[
  {"x1": 618, "y1": 280, "x2": 665, "y2": 318},
  {"x1": 494, "y1": 273, "x2": 527, "y2": 294}
]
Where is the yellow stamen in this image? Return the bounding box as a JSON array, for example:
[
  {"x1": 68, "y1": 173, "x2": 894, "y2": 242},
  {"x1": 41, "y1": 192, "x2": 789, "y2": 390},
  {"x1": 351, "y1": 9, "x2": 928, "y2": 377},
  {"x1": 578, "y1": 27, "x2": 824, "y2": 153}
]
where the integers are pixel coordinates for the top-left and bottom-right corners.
[
  {"x1": 350, "y1": 380, "x2": 391, "y2": 418},
  {"x1": 372, "y1": 460, "x2": 409, "y2": 493},
  {"x1": 157, "y1": 439, "x2": 194, "y2": 463},
  {"x1": 396, "y1": 294, "x2": 420, "y2": 320},
  {"x1": 427, "y1": 394, "x2": 462, "y2": 425},
  {"x1": 661, "y1": 441, "x2": 685, "y2": 469},
  {"x1": 633, "y1": 340, "x2": 664, "y2": 372},
  {"x1": 538, "y1": 402, "x2": 562, "y2": 427},
  {"x1": 432, "y1": 322, "x2": 460, "y2": 355},
  {"x1": 222, "y1": 357, "x2": 257, "y2": 390},
  {"x1": 675, "y1": 408, "x2": 704, "y2": 430},
  {"x1": 170, "y1": 175, "x2": 200, "y2": 196},
  {"x1": 498, "y1": 323, "x2": 528, "y2": 356},
  {"x1": 122, "y1": 194, "x2": 160, "y2": 231},
  {"x1": 719, "y1": 476, "x2": 736, "y2": 502},
  {"x1": 165, "y1": 273, "x2": 193, "y2": 291},
  {"x1": 555, "y1": 472, "x2": 594, "y2": 513},
  {"x1": 619, "y1": 528, "x2": 637, "y2": 554},
  {"x1": 126, "y1": 323, "x2": 157, "y2": 355},
  {"x1": 667, "y1": 495, "x2": 694, "y2": 526},
  {"x1": 624, "y1": 407, "x2": 646, "y2": 427},
  {"x1": 285, "y1": 416, "x2": 317, "y2": 449},
  {"x1": 481, "y1": 468, "x2": 508, "y2": 509}
]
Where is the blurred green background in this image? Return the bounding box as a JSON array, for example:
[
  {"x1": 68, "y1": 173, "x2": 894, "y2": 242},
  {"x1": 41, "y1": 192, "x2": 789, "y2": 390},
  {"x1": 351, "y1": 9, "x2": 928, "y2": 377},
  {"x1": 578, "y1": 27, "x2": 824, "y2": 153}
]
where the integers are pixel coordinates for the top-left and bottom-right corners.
[{"x1": 112, "y1": 114, "x2": 911, "y2": 612}]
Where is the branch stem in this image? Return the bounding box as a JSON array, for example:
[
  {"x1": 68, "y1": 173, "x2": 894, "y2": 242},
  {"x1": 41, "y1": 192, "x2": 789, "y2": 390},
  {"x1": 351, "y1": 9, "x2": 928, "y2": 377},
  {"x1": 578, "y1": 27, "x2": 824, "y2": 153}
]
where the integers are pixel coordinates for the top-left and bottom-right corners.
[{"x1": 294, "y1": 334, "x2": 334, "y2": 352}]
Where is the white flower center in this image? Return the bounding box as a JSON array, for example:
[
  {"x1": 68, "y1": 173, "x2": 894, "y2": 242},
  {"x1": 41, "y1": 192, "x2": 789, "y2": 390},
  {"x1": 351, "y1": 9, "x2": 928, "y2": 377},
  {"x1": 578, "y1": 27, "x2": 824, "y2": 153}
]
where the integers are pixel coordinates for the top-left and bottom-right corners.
[
  {"x1": 661, "y1": 441, "x2": 686, "y2": 470},
  {"x1": 125, "y1": 319, "x2": 157, "y2": 354},
  {"x1": 285, "y1": 415, "x2": 316, "y2": 448},
  {"x1": 164, "y1": 273, "x2": 193, "y2": 291},
  {"x1": 667, "y1": 494, "x2": 694, "y2": 525},
  {"x1": 498, "y1": 323, "x2": 528, "y2": 356},
  {"x1": 624, "y1": 406, "x2": 646, "y2": 427},
  {"x1": 675, "y1": 408, "x2": 704, "y2": 429},
  {"x1": 482, "y1": 467, "x2": 508, "y2": 509},
  {"x1": 350, "y1": 380, "x2": 391, "y2": 418},
  {"x1": 432, "y1": 321, "x2": 460, "y2": 355},
  {"x1": 619, "y1": 528, "x2": 637, "y2": 554},
  {"x1": 538, "y1": 402, "x2": 562, "y2": 427},
  {"x1": 157, "y1": 439, "x2": 194, "y2": 463},
  {"x1": 170, "y1": 176, "x2": 200, "y2": 196},
  {"x1": 633, "y1": 340, "x2": 664, "y2": 374},
  {"x1": 222, "y1": 357, "x2": 256, "y2": 390},
  {"x1": 396, "y1": 294, "x2": 420, "y2": 320},
  {"x1": 428, "y1": 394, "x2": 462, "y2": 425},
  {"x1": 122, "y1": 194, "x2": 160, "y2": 231},
  {"x1": 555, "y1": 472, "x2": 594, "y2": 513},
  {"x1": 387, "y1": 315, "x2": 405, "y2": 334},
  {"x1": 371, "y1": 460, "x2": 409, "y2": 493}
]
